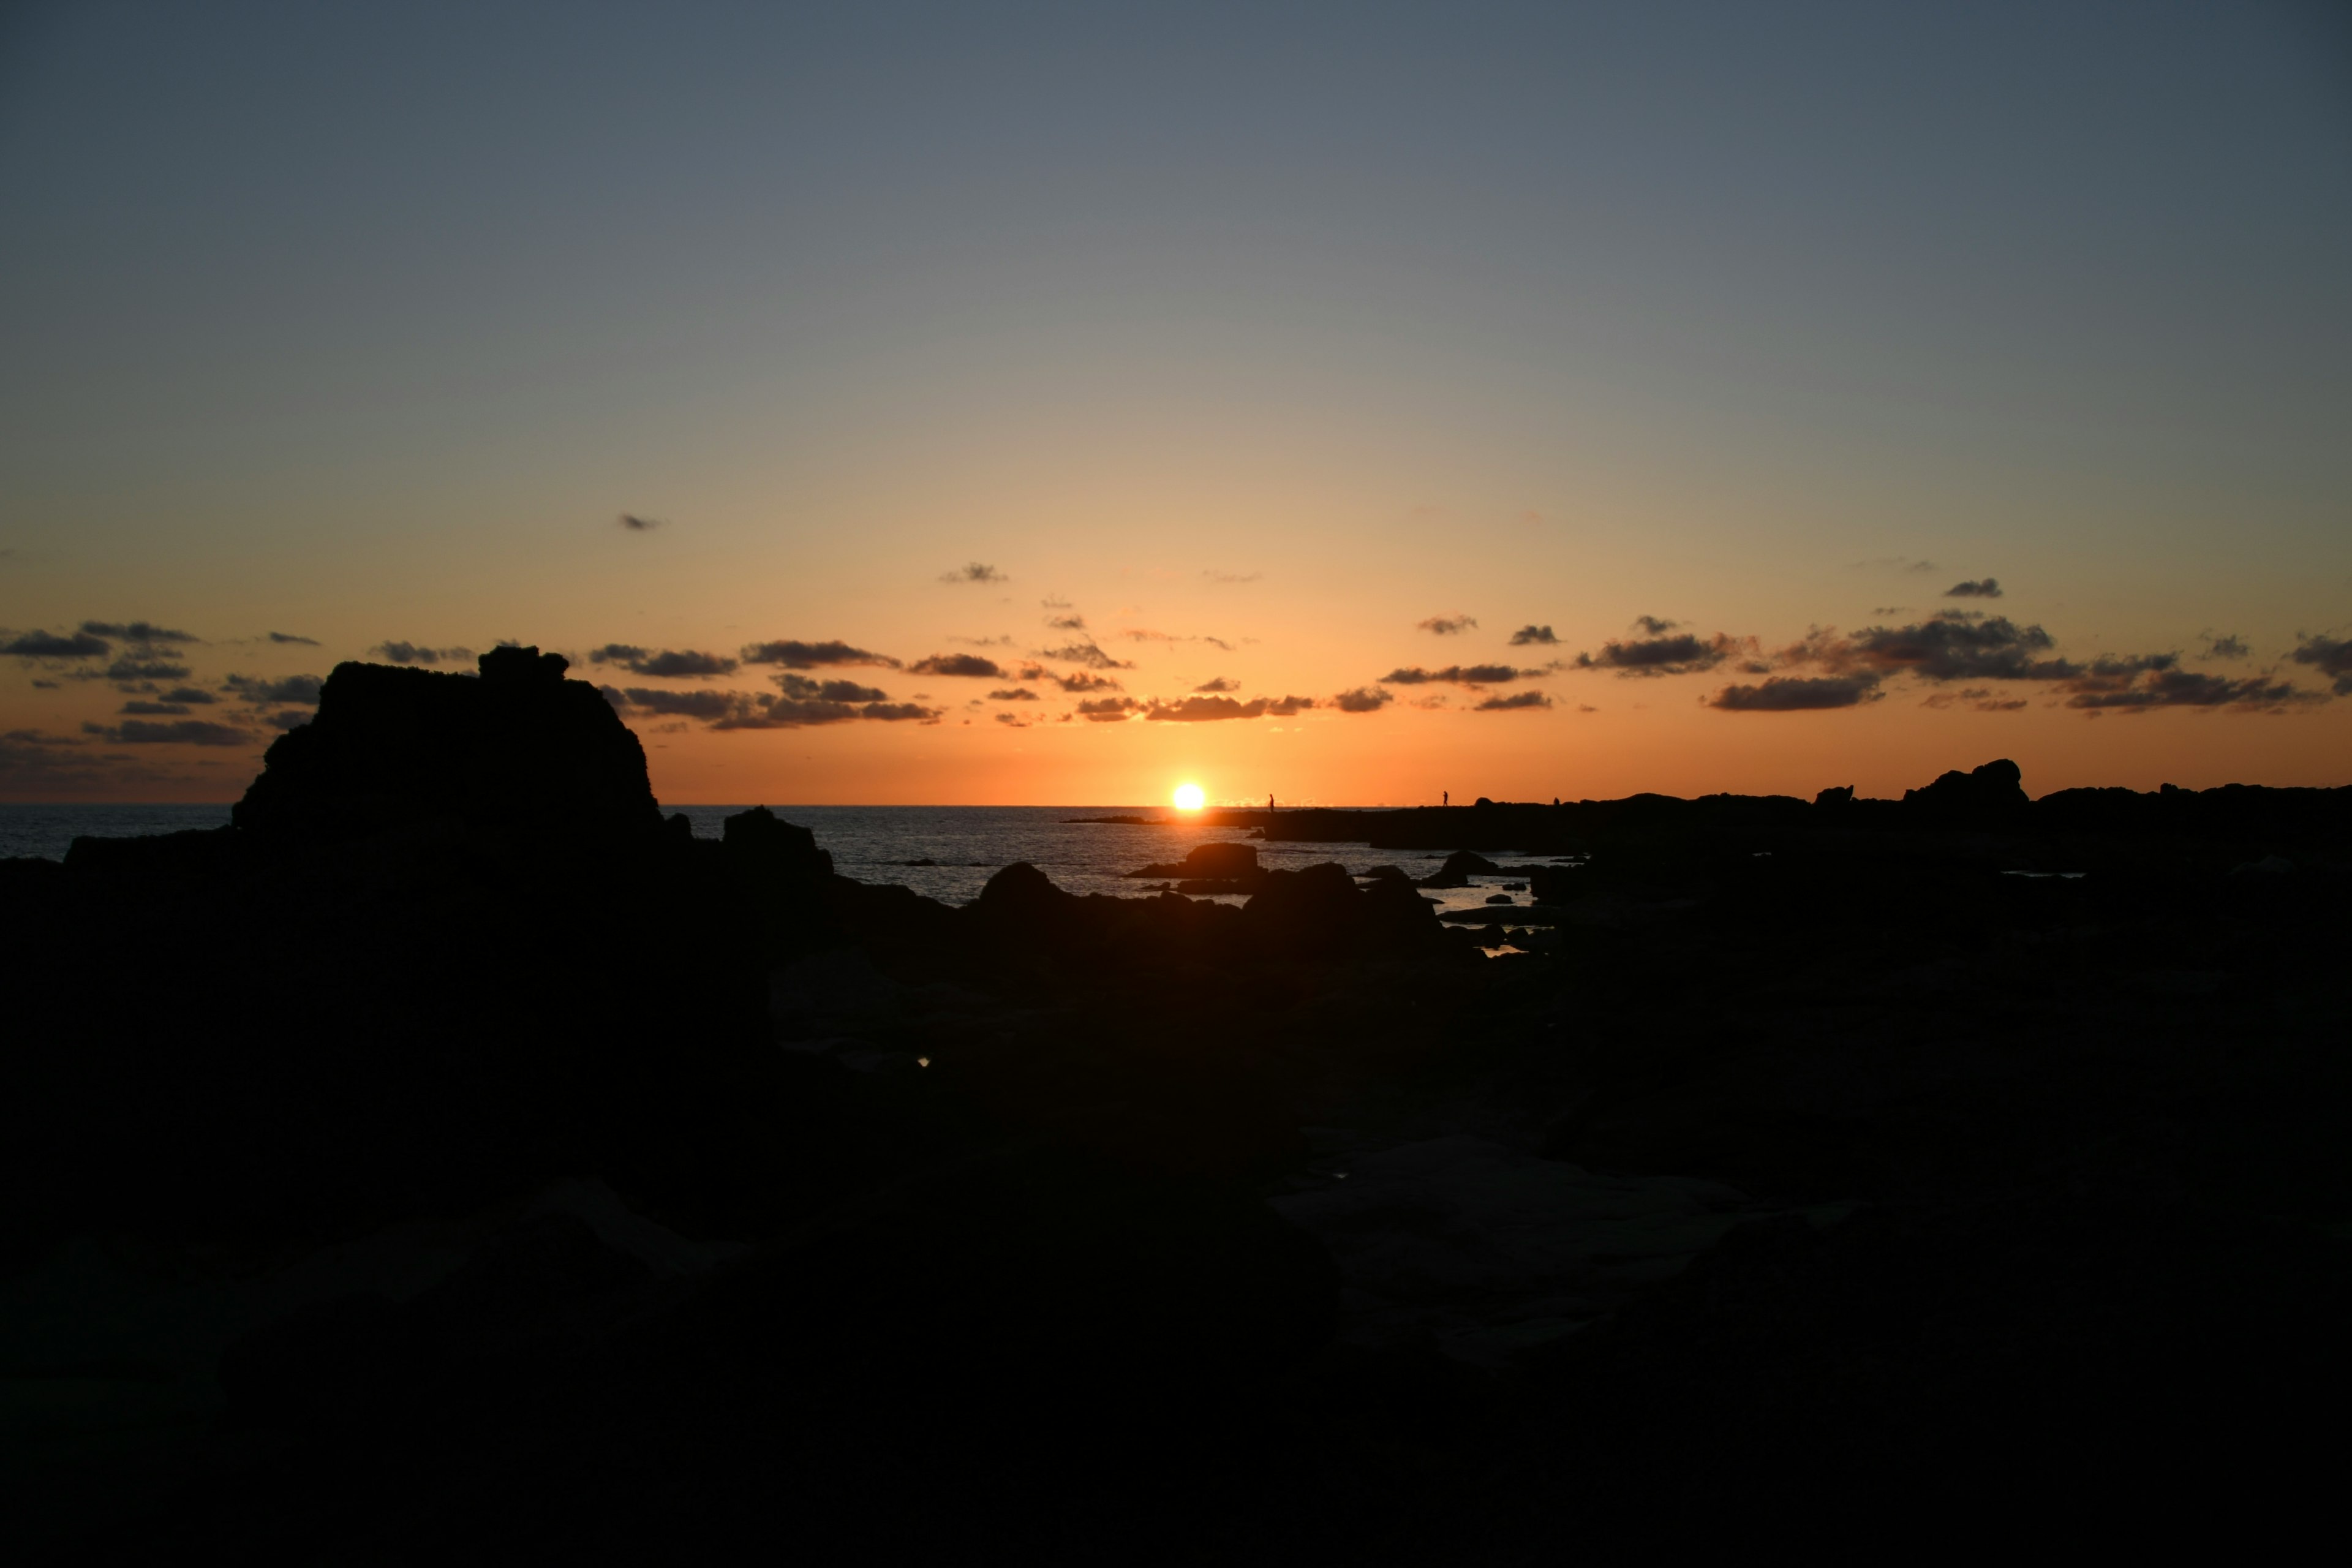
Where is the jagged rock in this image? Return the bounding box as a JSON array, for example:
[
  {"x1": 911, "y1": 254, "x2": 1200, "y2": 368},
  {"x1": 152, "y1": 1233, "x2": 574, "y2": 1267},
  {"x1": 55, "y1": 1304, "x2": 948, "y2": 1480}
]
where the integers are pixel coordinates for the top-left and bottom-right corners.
[
  {"x1": 1899, "y1": 758, "x2": 2029, "y2": 826},
  {"x1": 1126, "y1": 841, "x2": 1262, "y2": 881},
  {"x1": 1419, "y1": 849, "x2": 1503, "y2": 888}
]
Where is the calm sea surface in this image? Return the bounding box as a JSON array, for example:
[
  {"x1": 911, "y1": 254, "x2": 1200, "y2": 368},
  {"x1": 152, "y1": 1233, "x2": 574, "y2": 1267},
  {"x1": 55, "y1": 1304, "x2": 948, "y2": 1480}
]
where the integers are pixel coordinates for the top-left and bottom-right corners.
[{"x1": 0, "y1": 804, "x2": 1532, "y2": 916}]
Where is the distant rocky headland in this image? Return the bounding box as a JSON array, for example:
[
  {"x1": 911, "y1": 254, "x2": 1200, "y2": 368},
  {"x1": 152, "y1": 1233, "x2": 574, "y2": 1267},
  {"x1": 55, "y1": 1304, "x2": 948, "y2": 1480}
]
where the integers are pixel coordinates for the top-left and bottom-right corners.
[{"x1": 5, "y1": 647, "x2": 2346, "y2": 1561}]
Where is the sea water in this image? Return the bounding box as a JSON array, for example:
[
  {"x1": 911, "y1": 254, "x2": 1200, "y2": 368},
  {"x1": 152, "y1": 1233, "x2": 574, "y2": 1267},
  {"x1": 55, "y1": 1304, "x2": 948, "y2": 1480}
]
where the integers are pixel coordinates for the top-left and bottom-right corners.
[{"x1": 0, "y1": 802, "x2": 1537, "y2": 918}]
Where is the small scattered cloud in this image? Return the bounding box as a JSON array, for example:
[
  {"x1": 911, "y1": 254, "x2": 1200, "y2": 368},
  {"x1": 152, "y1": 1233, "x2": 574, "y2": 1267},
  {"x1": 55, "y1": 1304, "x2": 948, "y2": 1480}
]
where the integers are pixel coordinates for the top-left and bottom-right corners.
[
  {"x1": 1708, "y1": 675, "x2": 1884, "y2": 712},
  {"x1": 1076, "y1": 696, "x2": 1140, "y2": 722},
  {"x1": 1039, "y1": 639, "x2": 1135, "y2": 670},
  {"x1": 266, "y1": 631, "x2": 320, "y2": 646},
  {"x1": 589, "y1": 644, "x2": 738, "y2": 679},
  {"x1": 222, "y1": 673, "x2": 322, "y2": 706},
  {"x1": 1203, "y1": 570, "x2": 1262, "y2": 584},
  {"x1": 1943, "y1": 578, "x2": 2003, "y2": 599},
  {"x1": 994, "y1": 711, "x2": 1034, "y2": 727},
  {"x1": 1118, "y1": 628, "x2": 1235, "y2": 651},
  {"x1": 1045, "y1": 612, "x2": 1087, "y2": 631},
  {"x1": 1850, "y1": 557, "x2": 1939, "y2": 575},
  {"x1": 1474, "y1": 690, "x2": 1551, "y2": 712},
  {"x1": 119, "y1": 699, "x2": 191, "y2": 715},
  {"x1": 1040, "y1": 595, "x2": 1072, "y2": 609},
  {"x1": 949, "y1": 633, "x2": 1016, "y2": 647},
  {"x1": 619, "y1": 513, "x2": 663, "y2": 532},
  {"x1": 1633, "y1": 616, "x2": 1680, "y2": 635},
  {"x1": 941, "y1": 562, "x2": 1006, "y2": 585},
  {"x1": 4, "y1": 630, "x2": 110, "y2": 659},
  {"x1": 1921, "y1": 687, "x2": 2027, "y2": 712},
  {"x1": 2290, "y1": 632, "x2": 2352, "y2": 696},
  {"x1": 739, "y1": 639, "x2": 900, "y2": 669},
  {"x1": 1049, "y1": 669, "x2": 1124, "y2": 693},
  {"x1": 371, "y1": 641, "x2": 472, "y2": 666},
  {"x1": 1573, "y1": 631, "x2": 1748, "y2": 677},
  {"x1": 1332, "y1": 685, "x2": 1393, "y2": 714},
  {"x1": 1417, "y1": 614, "x2": 1477, "y2": 636},
  {"x1": 988, "y1": 687, "x2": 1040, "y2": 701},
  {"x1": 1193, "y1": 677, "x2": 1239, "y2": 693},
  {"x1": 81, "y1": 717, "x2": 255, "y2": 746},
  {"x1": 2062, "y1": 665, "x2": 2319, "y2": 711},
  {"x1": 162, "y1": 686, "x2": 218, "y2": 705},
  {"x1": 82, "y1": 620, "x2": 197, "y2": 644},
  {"x1": 774, "y1": 674, "x2": 892, "y2": 702},
  {"x1": 1144, "y1": 693, "x2": 1315, "y2": 722},
  {"x1": 602, "y1": 685, "x2": 938, "y2": 728},
  {"x1": 908, "y1": 652, "x2": 1007, "y2": 679},
  {"x1": 102, "y1": 657, "x2": 191, "y2": 682},
  {"x1": 1380, "y1": 663, "x2": 1534, "y2": 687},
  {"x1": 1507, "y1": 625, "x2": 1558, "y2": 646},
  {"x1": 2198, "y1": 632, "x2": 2248, "y2": 662}
]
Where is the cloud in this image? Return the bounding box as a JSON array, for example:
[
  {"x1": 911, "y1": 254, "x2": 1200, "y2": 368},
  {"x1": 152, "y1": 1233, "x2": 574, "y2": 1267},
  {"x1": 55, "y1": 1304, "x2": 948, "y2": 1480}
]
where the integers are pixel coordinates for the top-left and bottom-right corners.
[
  {"x1": 1418, "y1": 614, "x2": 1478, "y2": 636},
  {"x1": 1572, "y1": 631, "x2": 1753, "y2": 678},
  {"x1": 1049, "y1": 669, "x2": 1125, "y2": 693},
  {"x1": 1473, "y1": 690, "x2": 1551, "y2": 712},
  {"x1": 1633, "y1": 616, "x2": 1680, "y2": 635},
  {"x1": 222, "y1": 673, "x2": 323, "y2": 706},
  {"x1": 81, "y1": 718, "x2": 255, "y2": 745},
  {"x1": 1039, "y1": 639, "x2": 1135, "y2": 670},
  {"x1": 2061, "y1": 663, "x2": 2320, "y2": 712},
  {"x1": 1788, "y1": 613, "x2": 2073, "y2": 683},
  {"x1": 603, "y1": 685, "x2": 938, "y2": 728},
  {"x1": 1204, "y1": 570, "x2": 1262, "y2": 584},
  {"x1": 267, "y1": 709, "x2": 313, "y2": 731},
  {"x1": 162, "y1": 686, "x2": 219, "y2": 705},
  {"x1": 619, "y1": 513, "x2": 663, "y2": 531},
  {"x1": 103, "y1": 658, "x2": 192, "y2": 682},
  {"x1": 1708, "y1": 675, "x2": 1885, "y2": 711},
  {"x1": 1, "y1": 728, "x2": 182, "y2": 791},
  {"x1": 1144, "y1": 693, "x2": 1316, "y2": 722},
  {"x1": 1382, "y1": 662, "x2": 1542, "y2": 687},
  {"x1": 4, "y1": 630, "x2": 110, "y2": 659},
  {"x1": 949, "y1": 633, "x2": 1016, "y2": 647},
  {"x1": 82, "y1": 620, "x2": 197, "y2": 644},
  {"x1": 940, "y1": 562, "x2": 1006, "y2": 584},
  {"x1": 740, "y1": 638, "x2": 900, "y2": 669},
  {"x1": 1921, "y1": 688, "x2": 2027, "y2": 712},
  {"x1": 1332, "y1": 686, "x2": 1393, "y2": 713},
  {"x1": 600, "y1": 686, "x2": 742, "y2": 721},
  {"x1": 2290, "y1": 632, "x2": 2352, "y2": 696},
  {"x1": 1507, "y1": 625, "x2": 1558, "y2": 646},
  {"x1": 1045, "y1": 612, "x2": 1087, "y2": 631},
  {"x1": 267, "y1": 631, "x2": 320, "y2": 646},
  {"x1": 908, "y1": 652, "x2": 1007, "y2": 679},
  {"x1": 1193, "y1": 677, "x2": 1239, "y2": 693},
  {"x1": 1850, "y1": 558, "x2": 1939, "y2": 575},
  {"x1": 774, "y1": 674, "x2": 892, "y2": 702},
  {"x1": 119, "y1": 700, "x2": 191, "y2": 715},
  {"x1": 371, "y1": 641, "x2": 472, "y2": 666},
  {"x1": 2198, "y1": 632, "x2": 2248, "y2": 661},
  {"x1": 1943, "y1": 578, "x2": 2003, "y2": 599},
  {"x1": 1118, "y1": 628, "x2": 1236, "y2": 651},
  {"x1": 589, "y1": 644, "x2": 739, "y2": 679},
  {"x1": 1571, "y1": 630, "x2": 1759, "y2": 677},
  {"x1": 988, "y1": 687, "x2": 1041, "y2": 701},
  {"x1": 1076, "y1": 696, "x2": 1140, "y2": 722}
]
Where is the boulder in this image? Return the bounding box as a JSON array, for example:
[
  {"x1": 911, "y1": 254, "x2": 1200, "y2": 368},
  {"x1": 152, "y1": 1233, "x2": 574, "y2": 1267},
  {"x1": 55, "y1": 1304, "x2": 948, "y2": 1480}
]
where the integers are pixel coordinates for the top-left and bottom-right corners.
[{"x1": 1126, "y1": 841, "x2": 1262, "y2": 881}]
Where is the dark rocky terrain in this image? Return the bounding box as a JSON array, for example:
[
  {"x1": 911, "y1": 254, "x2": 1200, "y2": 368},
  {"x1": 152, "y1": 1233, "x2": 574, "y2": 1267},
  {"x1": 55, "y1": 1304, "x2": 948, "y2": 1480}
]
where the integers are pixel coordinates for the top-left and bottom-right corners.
[{"x1": 4, "y1": 654, "x2": 2348, "y2": 1562}]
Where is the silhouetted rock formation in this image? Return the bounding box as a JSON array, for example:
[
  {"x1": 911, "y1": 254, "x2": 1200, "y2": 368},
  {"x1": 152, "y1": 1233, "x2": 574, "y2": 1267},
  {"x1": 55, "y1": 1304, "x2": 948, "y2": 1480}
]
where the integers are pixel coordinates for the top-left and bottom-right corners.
[{"x1": 11, "y1": 708, "x2": 2352, "y2": 1562}]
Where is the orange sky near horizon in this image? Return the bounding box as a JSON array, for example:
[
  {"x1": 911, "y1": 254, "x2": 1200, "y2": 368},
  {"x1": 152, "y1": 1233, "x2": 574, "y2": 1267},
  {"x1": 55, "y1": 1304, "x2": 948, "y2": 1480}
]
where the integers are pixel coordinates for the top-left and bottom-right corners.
[{"x1": 3, "y1": 6, "x2": 2348, "y2": 805}]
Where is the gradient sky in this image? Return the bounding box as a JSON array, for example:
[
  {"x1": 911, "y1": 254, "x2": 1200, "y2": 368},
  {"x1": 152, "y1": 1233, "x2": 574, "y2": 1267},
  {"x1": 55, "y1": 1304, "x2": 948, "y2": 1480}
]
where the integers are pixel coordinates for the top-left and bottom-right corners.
[{"x1": 4, "y1": 1, "x2": 2348, "y2": 805}]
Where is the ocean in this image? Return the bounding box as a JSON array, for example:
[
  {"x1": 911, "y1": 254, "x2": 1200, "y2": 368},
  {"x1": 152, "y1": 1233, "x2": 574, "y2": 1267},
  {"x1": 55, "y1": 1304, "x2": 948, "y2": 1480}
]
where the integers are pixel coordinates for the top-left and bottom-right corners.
[{"x1": 0, "y1": 803, "x2": 1536, "y2": 918}]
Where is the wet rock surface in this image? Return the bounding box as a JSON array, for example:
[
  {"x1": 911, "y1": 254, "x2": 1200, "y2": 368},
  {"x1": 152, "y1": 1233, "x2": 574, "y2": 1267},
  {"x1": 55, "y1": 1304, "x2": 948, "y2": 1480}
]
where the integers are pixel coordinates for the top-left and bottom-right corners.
[{"x1": 5, "y1": 706, "x2": 2350, "y2": 1561}]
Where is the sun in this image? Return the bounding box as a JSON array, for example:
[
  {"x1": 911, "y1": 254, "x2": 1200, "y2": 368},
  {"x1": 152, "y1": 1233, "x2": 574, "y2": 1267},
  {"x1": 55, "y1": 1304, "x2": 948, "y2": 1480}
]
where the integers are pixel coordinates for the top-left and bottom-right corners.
[{"x1": 1172, "y1": 782, "x2": 1207, "y2": 812}]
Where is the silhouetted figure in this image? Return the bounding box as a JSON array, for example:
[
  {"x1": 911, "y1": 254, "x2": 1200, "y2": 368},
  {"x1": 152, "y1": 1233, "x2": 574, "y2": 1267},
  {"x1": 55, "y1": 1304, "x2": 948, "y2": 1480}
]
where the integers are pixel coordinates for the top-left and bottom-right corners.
[
  {"x1": 1442, "y1": 790, "x2": 1449, "y2": 807},
  {"x1": 1268, "y1": 793, "x2": 1275, "y2": 812}
]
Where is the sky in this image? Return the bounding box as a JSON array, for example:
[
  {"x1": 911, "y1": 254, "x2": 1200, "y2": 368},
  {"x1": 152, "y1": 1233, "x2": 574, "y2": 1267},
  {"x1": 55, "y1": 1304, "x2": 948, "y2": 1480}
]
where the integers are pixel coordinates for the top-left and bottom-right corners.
[{"x1": 2, "y1": 0, "x2": 2348, "y2": 806}]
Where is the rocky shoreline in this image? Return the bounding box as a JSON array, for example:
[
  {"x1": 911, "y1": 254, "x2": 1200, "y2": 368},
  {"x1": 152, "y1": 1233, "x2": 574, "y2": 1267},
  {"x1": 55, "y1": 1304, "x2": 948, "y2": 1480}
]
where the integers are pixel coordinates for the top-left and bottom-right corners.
[{"x1": 5, "y1": 648, "x2": 2348, "y2": 1561}]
